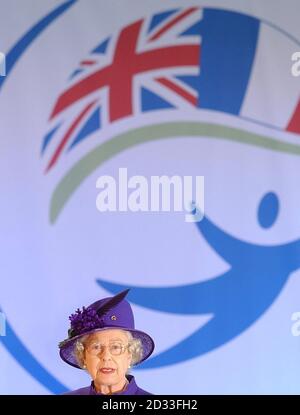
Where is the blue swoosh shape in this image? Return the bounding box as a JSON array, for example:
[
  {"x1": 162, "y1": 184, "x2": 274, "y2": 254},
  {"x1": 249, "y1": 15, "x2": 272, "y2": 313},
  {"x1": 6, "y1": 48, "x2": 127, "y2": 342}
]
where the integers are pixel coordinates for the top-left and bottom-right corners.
[
  {"x1": 0, "y1": 0, "x2": 77, "y2": 91},
  {"x1": 97, "y1": 195, "x2": 300, "y2": 368},
  {"x1": 0, "y1": 0, "x2": 77, "y2": 393},
  {"x1": 0, "y1": 311, "x2": 67, "y2": 394}
]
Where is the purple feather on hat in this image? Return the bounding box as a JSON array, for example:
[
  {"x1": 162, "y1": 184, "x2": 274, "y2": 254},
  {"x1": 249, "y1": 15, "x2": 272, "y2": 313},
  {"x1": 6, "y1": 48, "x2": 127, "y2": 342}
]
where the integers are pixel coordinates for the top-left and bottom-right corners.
[{"x1": 68, "y1": 289, "x2": 130, "y2": 338}]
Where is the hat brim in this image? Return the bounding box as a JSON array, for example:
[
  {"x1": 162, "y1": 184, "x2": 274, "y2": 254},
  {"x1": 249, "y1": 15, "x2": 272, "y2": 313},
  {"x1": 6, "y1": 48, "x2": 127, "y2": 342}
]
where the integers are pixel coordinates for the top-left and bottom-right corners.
[{"x1": 59, "y1": 325, "x2": 155, "y2": 369}]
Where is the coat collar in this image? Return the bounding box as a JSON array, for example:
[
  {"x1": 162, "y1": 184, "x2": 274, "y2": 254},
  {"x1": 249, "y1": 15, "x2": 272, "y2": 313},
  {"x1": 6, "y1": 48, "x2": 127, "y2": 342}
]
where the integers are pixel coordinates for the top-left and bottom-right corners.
[{"x1": 89, "y1": 375, "x2": 138, "y2": 395}]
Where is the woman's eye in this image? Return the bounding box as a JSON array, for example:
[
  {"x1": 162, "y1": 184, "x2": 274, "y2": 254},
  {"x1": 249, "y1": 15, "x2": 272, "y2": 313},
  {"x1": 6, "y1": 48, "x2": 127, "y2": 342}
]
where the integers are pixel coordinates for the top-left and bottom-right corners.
[
  {"x1": 109, "y1": 344, "x2": 118, "y2": 350},
  {"x1": 91, "y1": 344, "x2": 101, "y2": 351},
  {"x1": 112, "y1": 345, "x2": 120, "y2": 350}
]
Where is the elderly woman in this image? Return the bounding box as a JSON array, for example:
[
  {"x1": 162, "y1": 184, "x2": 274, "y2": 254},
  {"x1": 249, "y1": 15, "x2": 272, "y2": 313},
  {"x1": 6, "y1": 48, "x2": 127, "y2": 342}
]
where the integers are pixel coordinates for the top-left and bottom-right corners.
[{"x1": 59, "y1": 289, "x2": 155, "y2": 395}]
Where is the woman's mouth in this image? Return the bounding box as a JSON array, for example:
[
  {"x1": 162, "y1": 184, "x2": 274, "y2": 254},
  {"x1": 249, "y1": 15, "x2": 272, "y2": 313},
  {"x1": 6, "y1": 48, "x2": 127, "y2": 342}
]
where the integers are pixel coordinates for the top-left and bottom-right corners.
[{"x1": 99, "y1": 368, "x2": 115, "y2": 374}]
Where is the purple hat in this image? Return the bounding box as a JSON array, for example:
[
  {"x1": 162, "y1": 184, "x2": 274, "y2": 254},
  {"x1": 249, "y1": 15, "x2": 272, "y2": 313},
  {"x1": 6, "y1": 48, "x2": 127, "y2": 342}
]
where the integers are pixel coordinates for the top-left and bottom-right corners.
[{"x1": 59, "y1": 289, "x2": 155, "y2": 369}]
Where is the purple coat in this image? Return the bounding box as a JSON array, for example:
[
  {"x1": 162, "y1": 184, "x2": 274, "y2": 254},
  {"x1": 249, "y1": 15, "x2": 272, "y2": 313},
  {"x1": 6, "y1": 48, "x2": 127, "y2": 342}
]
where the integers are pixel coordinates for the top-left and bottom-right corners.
[{"x1": 63, "y1": 375, "x2": 152, "y2": 395}]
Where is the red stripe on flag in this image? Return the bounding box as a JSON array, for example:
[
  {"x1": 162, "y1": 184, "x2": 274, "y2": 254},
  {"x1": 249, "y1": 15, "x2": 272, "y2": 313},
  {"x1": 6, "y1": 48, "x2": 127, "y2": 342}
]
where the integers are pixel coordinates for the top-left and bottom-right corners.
[
  {"x1": 135, "y1": 45, "x2": 199, "y2": 72},
  {"x1": 287, "y1": 98, "x2": 300, "y2": 134},
  {"x1": 81, "y1": 60, "x2": 97, "y2": 66},
  {"x1": 149, "y1": 7, "x2": 198, "y2": 41},
  {"x1": 109, "y1": 41, "x2": 199, "y2": 120},
  {"x1": 156, "y1": 77, "x2": 197, "y2": 106},
  {"x1": 45, "y1": 100, "x2": 96, "y2": 173},
  {"x1": 50, "y1": 67, "x2": 109, "y2": 119},
  {"x1": 50, "y1": 20, "x2": 199, "y2": 122}
]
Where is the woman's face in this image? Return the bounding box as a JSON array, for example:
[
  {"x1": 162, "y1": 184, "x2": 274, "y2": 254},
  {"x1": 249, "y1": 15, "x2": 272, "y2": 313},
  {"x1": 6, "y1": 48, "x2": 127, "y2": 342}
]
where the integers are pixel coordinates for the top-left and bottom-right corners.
[{"x1": 83, "y1": 329, "x2": 132, "y2": 393}]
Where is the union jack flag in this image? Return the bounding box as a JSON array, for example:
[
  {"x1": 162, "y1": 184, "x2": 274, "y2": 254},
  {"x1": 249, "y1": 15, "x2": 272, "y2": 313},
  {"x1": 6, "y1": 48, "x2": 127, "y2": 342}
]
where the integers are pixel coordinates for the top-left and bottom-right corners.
[{"x1": 41, "y1": 7, "x2": 201, "y2": 172}]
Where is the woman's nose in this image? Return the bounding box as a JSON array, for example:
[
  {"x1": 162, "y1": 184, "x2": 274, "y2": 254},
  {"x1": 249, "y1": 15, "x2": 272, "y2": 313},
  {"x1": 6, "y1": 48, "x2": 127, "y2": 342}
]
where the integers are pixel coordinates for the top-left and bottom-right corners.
[{"x1": 99, "y1": 345, "x2": 112, "y2": 359}]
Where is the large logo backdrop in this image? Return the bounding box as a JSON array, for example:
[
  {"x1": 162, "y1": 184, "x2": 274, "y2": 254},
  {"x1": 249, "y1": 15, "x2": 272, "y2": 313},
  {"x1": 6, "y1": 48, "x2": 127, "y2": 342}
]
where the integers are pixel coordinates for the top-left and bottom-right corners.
[{"x1": 1, "y1": 0, "x2": 300, "y2": 394}]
